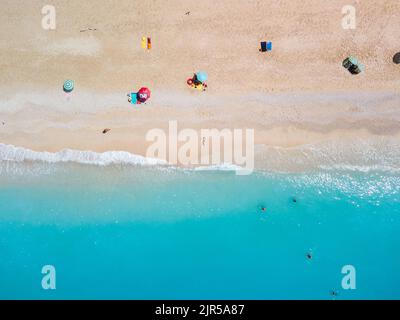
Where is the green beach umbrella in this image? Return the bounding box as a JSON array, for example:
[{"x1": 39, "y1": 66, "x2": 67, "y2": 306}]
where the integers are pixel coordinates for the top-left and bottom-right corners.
[{"x1": 63, "y1": 80, "x2": 74, "y2": 93}]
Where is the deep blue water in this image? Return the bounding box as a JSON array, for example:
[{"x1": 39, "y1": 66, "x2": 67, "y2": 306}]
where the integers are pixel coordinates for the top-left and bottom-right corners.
[{"x1": 0, "y1": 163, "x2": 399, "y2": 299}]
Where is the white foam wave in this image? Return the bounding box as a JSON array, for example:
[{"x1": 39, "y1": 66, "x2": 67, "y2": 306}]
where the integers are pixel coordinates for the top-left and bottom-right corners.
[
  {"x1": 1, "y1": 138, "x2": 400, "y2": 174},
  {"x1": 0, "y1": 143, "x2": 166, "y2": 166},
  {"x1": 254, "y1": 138, "x2": 400, "y2": 173},
  {"x1": 318, "y1": 164, "x2": 400, "y2": 173},
  {"x1": 194, "y1": 163, "x2": 244, "y2": 172}
]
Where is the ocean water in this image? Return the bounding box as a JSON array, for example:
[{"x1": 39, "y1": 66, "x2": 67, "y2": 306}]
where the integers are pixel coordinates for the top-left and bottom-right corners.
[{"x1": 0, "y1": 160, "x2": 400, "y2": 300}]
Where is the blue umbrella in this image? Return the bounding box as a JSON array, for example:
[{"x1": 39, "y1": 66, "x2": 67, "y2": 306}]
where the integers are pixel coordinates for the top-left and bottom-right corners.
[
  {"x1": 63, "y1": 80, "x2": 74, "y2": 93},
  {"x1": 196, "y1": 71, "x2": 208, "y2": 83}
]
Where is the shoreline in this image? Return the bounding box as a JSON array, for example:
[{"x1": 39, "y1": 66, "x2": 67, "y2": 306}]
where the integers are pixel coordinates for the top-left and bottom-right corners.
[
  {"x1": 1, "y1": 132, "x2": 400, "y2": 173},
  {"x1": 1, "y1": 88, "x2": 400, "y2": 173}
]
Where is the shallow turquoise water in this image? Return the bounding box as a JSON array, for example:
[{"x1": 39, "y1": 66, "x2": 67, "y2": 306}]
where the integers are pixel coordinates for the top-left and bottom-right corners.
[{"x1": 0, "y1": 163, "x2": 399, "y2": 299}]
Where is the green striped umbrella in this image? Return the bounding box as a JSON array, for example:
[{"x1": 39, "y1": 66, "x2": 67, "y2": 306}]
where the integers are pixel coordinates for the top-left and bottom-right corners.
[{"x1": 63, "y1": 80, "x2": 74, "y2": 93}]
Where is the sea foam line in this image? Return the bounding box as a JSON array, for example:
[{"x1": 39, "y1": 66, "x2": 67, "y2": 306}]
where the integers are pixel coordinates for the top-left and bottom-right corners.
[
  {"x1": 0, "y1": 143, "x2": 166, "y2": 166},
  {"x1": 0, "y1": 143, "x2": 248, "y2": 173},
  {"x1": 1, "y1": 142, "x2": 400, "y2": 174}
]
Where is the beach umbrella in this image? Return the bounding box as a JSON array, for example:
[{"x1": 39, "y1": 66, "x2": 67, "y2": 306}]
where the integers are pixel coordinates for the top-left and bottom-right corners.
[
  {"x1": 393, "y1": 52, "x2": 400, "y2": 64},
  {"x1": 63, "y1": 80, "x2": 74, "y2": 93},
  {"x1": 343, "y1": 56, "x2": 358, "y2": 69},
  {"x1": 343, "y1": 57, "x2": 363, "y2": 75},
  {"x1": 137, "y1": 87, "x2": 151, "y2": 102},
  {"x1": 195, "y1": 71, "x2": 208, "y2": 83}
]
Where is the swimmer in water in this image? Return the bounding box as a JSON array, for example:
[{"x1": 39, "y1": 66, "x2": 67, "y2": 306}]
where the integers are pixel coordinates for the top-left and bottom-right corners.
[
  {"x1": 261, "y1": 206, "x2": 267, "y2": 213},
  {"x1": 292, "y1": 197, "x2": 297, "y2": 203},
  {"x1": 330, "y1": 290, "x2": 339, "y2": 297},
  {"x1": 306, "y1": 252, "x2": 313, "y2": 260}
]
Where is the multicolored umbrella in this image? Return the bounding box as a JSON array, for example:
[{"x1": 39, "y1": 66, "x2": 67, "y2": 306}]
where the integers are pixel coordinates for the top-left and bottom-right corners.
[
  {"x1": 195, "y1": 71, "x2": 208, "y2": 83},
  {"x1": 63, "y1": 80, "x2": 74, "y2": 93},
  {"x1": 137, "y1": 87, "x2": 151, "y2": 103}
]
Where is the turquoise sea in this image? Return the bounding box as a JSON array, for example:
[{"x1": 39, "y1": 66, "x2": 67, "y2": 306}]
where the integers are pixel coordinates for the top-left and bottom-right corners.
[{"x1": 0, "y1": 161, "x2": 399, "y2": 300}]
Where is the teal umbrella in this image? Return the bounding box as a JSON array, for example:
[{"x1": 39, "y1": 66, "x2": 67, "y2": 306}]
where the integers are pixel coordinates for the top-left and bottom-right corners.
[
  {"x1": 196, "y1": 71, "x2": 208, "y2": 83},
  {"x1": 63, "y1": 80, "x2": 74, "y2": 93}
]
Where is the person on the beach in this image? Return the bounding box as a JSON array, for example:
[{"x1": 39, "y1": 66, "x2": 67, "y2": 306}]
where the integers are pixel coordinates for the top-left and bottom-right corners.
[
  {"x1": 192, "y1": 74, "x2": 207, "y2": 91},
  {"x1": 193, "y1": 74, "x2": 201, "y2": 86}
]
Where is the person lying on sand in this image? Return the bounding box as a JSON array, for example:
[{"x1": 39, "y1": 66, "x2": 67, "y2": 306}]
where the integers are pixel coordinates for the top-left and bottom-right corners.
[{"x1": 80, "y1": 27, "x2": 97, "y2": 32}]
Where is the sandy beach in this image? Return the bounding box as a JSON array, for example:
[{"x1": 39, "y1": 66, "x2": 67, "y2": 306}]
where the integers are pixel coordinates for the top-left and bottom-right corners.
[
  {"x1": 1, "y1": 0, "x2": 400, "y2": 169},
  {"x1": 2, "y1": 1, "x2": 400, "y2": 301}
]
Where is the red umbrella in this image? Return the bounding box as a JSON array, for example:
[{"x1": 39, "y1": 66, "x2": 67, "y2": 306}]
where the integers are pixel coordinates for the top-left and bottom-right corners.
[{"x1": 137, "y1": 87, "x2": 151, "y2": 103}]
